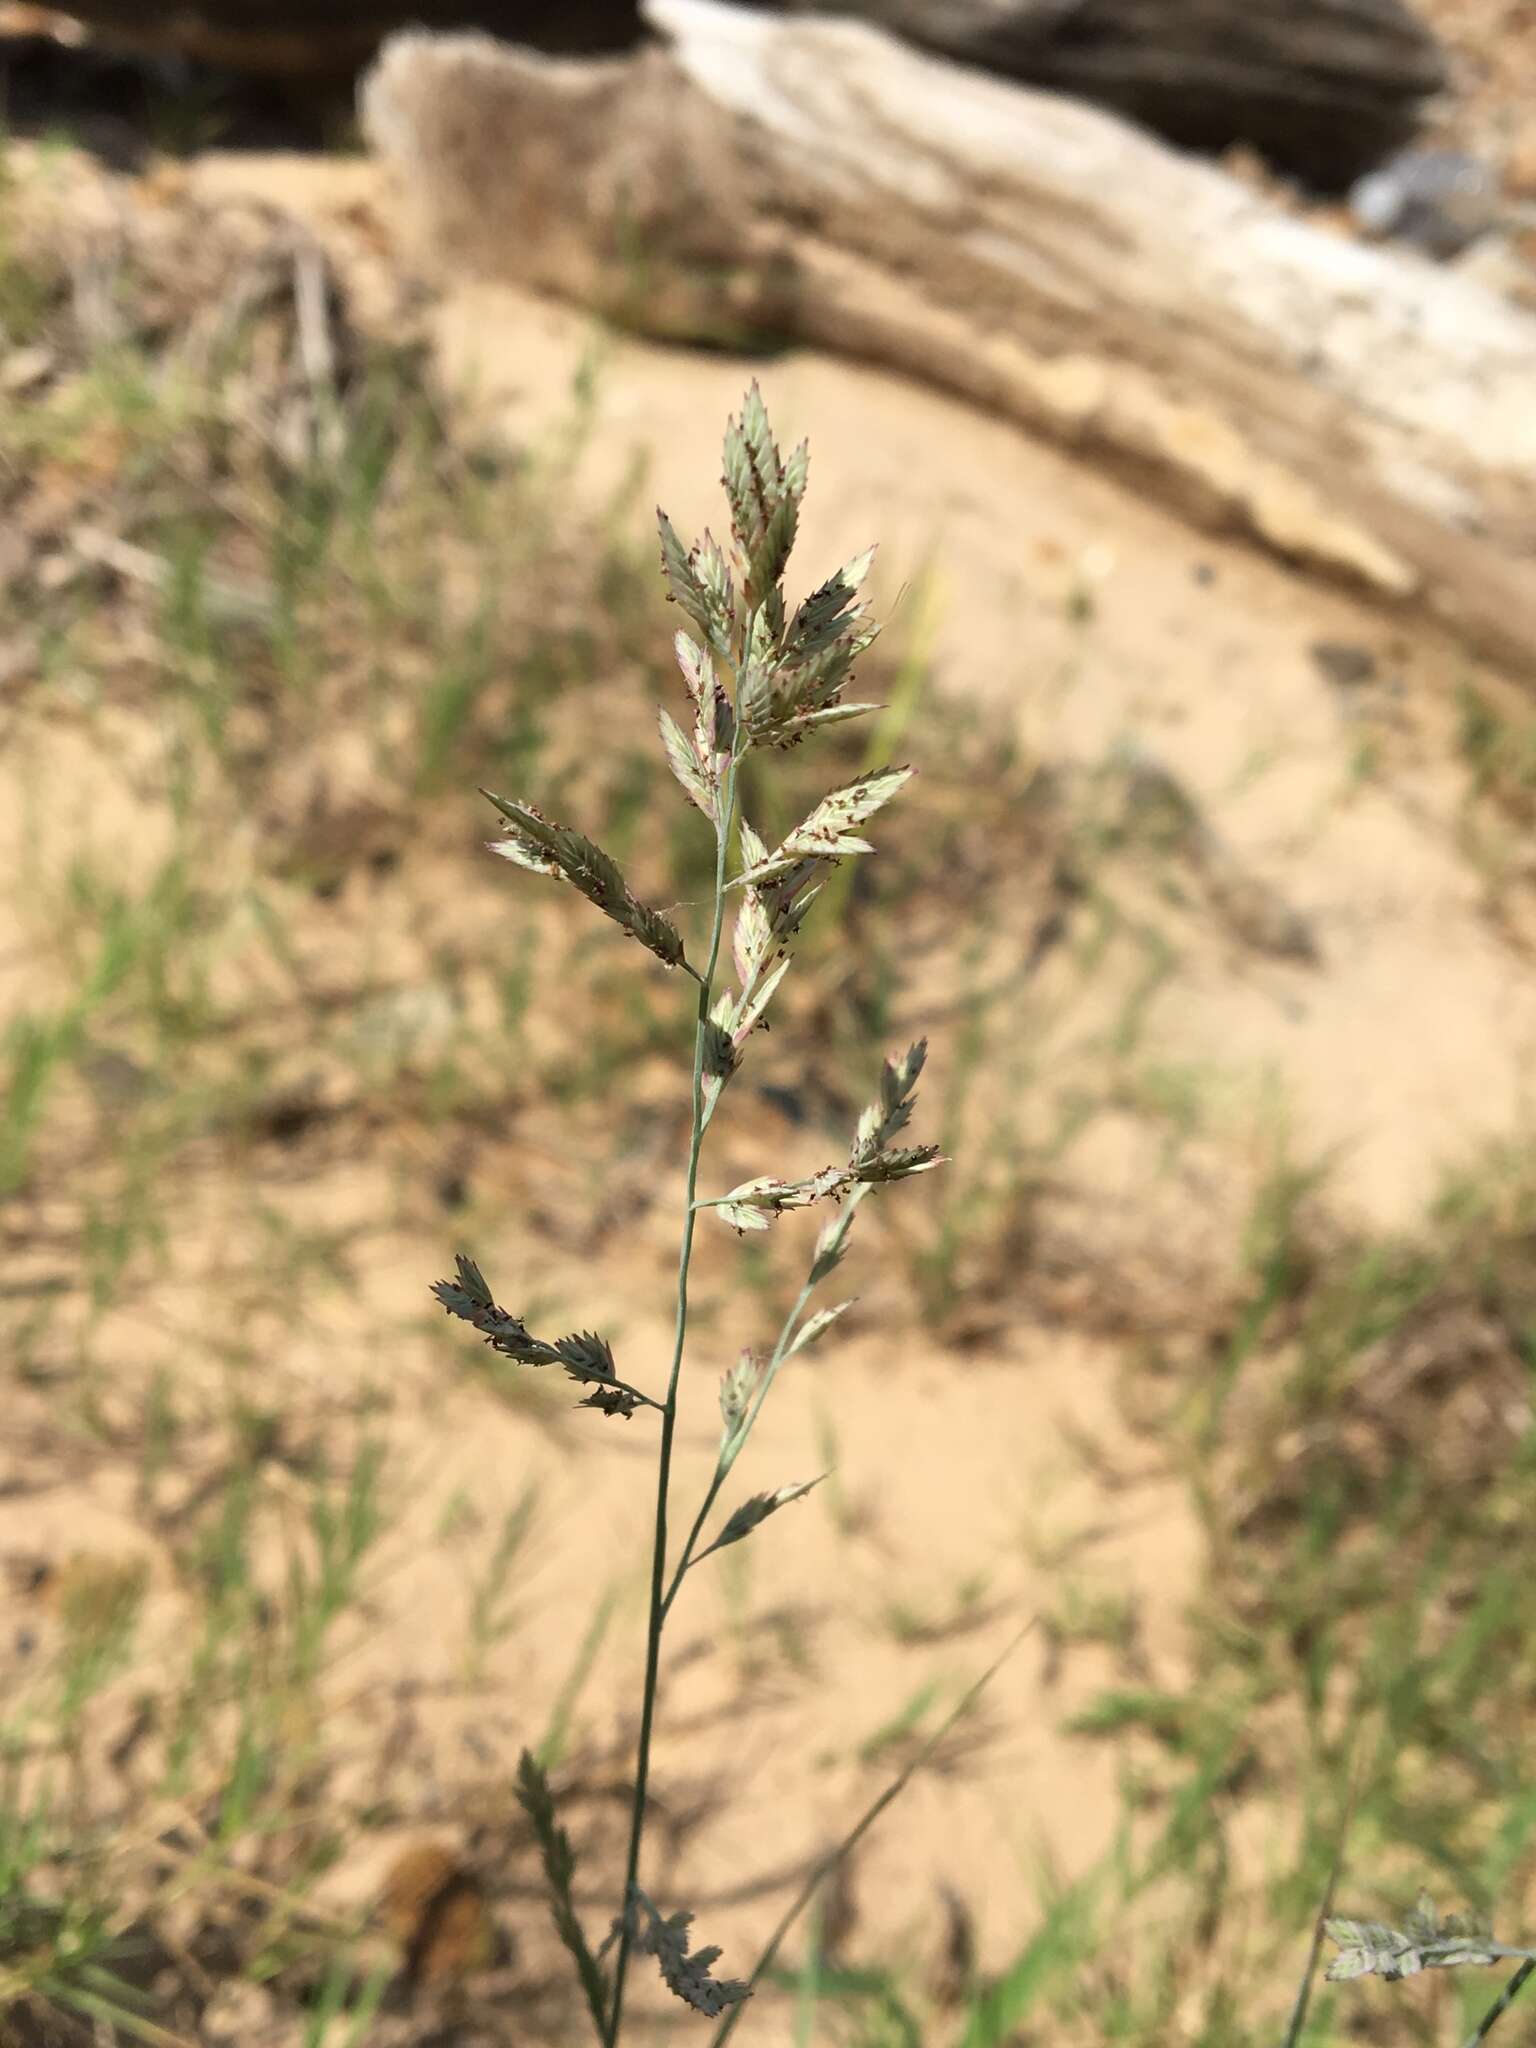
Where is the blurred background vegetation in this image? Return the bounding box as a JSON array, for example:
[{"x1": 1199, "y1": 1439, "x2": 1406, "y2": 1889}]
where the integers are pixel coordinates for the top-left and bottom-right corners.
[{"x1": 5, "y1": 3, "x2": 1536, "y2": 2044}]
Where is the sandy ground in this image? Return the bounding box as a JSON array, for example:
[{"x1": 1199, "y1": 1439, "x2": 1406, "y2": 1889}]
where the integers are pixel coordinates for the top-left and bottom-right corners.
[
  {"x1": 6, "y1": 128, "x2": 1536, "y2": 2039},
  {"x1": 189, "y1": 147, "x2": 1536, "y2": 1239},
  {"x1": 427, "y1": 291, "x2": 1536, "y2": 1234},
  {"x1": 211, "y1": 147, "x2": 1536, "y2": 1982}
]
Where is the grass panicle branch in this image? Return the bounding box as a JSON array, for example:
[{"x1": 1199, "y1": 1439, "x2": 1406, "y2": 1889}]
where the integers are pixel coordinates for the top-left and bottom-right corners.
[
  {"x1": 1327, "y1": 1884, "x2": 1536, "y2": 2031},
  {"x1": 1327, "y1": 1891, "x2": 1536, "y2": 2046},
  {"x1": 481, "y1": 788, "x2": 688, "y2": 970},
  {"x1": 628, "y1": 1890, "x2": 751, "y2": 2020},
  {"x1": 431, "y1": 1252, "x2": 659, "y2": 1417},
  {"x1": 1326, "y1": 1895, "x2": 1520, "y2": 1981}
]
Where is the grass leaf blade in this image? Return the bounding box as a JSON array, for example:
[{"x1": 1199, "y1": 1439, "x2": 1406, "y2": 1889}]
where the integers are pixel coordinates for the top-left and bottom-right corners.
[
  {"x1": 708, "y1": 1625, "x2": 1033, "y2": 2048},
  {"x1": 515, "y1": 1749, "x2": 610, "y2": 2042}
]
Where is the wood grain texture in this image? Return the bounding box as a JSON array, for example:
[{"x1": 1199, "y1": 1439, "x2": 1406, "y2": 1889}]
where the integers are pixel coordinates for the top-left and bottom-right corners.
[{"x1": 741, "y1": 0, "x2": 1447, "y2": 184}]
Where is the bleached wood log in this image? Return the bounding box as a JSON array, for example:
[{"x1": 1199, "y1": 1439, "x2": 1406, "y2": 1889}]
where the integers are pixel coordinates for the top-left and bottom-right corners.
[
  {"x1": 362, "y1": 0, "x2": 1536, "y2": 671},
  {"x1": 763, "y1": 0, "x2": 1447, "y2": 187}
]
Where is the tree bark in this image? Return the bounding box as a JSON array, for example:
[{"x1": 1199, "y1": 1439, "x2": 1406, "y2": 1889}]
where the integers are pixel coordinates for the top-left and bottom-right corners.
[{"x1": 361, "y1": 0, "x2": 1536, "y2": 674}]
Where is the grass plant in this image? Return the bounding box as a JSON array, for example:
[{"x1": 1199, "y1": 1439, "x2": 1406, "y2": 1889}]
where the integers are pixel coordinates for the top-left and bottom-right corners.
[{"x1": 431, "y1": 388, "x2": 948, "y2": 2040}]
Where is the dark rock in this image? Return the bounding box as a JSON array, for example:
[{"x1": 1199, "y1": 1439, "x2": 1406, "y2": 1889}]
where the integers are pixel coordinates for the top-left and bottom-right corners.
[
  {"x1": 1310, "y1": 640, "x2": 1379, "y2": 687},
  {"x1": 1350, "y1": 149, "x2": 1502, "y2": 258}
]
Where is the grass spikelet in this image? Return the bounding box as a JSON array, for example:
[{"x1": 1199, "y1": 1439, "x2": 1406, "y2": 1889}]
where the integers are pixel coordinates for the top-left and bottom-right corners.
[{"x1": 630, "y1": 1891, "x2": 751, "y2": 2020}]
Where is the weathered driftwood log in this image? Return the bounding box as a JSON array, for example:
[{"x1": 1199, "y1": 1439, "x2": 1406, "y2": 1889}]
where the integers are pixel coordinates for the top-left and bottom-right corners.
[
  {"x1": 26, "y1": 0, "x2": 1444, "y2": 186},
  {"x1": 739, "y1": 0, "x2": 1447, "y2": 188},
  {"x1": 360, "y1": 0, "x2": 1536, "y2": 674}
]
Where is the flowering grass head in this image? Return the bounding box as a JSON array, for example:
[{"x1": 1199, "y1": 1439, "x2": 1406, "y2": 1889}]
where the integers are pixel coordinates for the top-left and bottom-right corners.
[{"x1": 432, "y1": 385, "x2": 941, "y2": 2043}]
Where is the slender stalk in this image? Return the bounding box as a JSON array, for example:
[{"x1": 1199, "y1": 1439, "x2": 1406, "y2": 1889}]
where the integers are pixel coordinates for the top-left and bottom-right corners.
[
  {"x1": 1280, "y1": 1753, "x2": 1357, "y2": 2048},
  {"x1": 1463, "y1": 1960, "x2": 1536, "y2": 2048},
  {"x1": 605, "y1": 758, "x2": 739, "y2": 2048},
  {"x1": 661, "y1": 1274, "x2": 816, "y2": 1622},
  {"x1": 663, "y1": 1186, "x2": 868, "y2": 1620}
]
